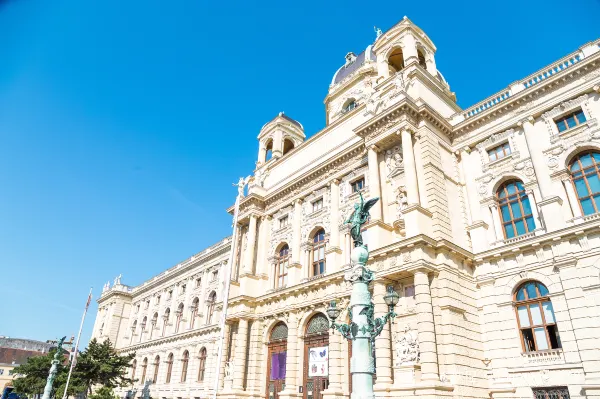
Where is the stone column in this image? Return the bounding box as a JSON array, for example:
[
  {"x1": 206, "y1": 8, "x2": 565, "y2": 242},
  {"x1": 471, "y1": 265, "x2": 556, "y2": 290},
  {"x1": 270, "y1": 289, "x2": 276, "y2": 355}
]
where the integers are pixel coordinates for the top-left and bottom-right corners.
[
  {"x1": 218, "y1": 323, "x2": 231, "y2": 389},
  {"x1": 402, "y1": 130, "x2": 419, "y2": 205},
  {"x1": 280, "y1": 313, "x2": 300, "y2": 398},
  {"x1": 373, "y1": 281, "x2": 393, "y2": 387},
  {"x1": 562, "y1": 177, "x2": 583, "y2": 219},
  {"x1": 273, "y1": 130, "x2": 283, "y2": 158},
  {"x1": 489, "y1": 204, "x2": 504, "y2": 242},
  {"x1": 243, "y1": 214, "x2": 258, "y2": 275},
  {"x1": 258, "y1": 141, "x2": 267, "y2": 165},
  {"x1": 460, "y1": 147, "x2": 489, "y2": 252},
  {"x1": 329, "y1": 179, "x2": 341, "y2": 250},
  {"x1": 414, "y1": 269, "x2": 439, "y2": 381},
  {"x1": 232, "y1": 319, "x2": 249, "y2": 390},
  {"x1": 401, "y1": 129, "x2": 432, "y2": 237},
  {"x1": 519, "y1": 116, "x2": 564, "y2": 231},
  {"x1": 367, "y1": 146, "x2": 383, "y2": 220},
  {"x1": 323, "y1": 325, "x2": 343, "y2": 399},
  {"x1": 290, "y1": 199, "x2": 303, "y2": 284},
  {"x1": 526, "y1": 189, "x2": 542, "y2": 230}
]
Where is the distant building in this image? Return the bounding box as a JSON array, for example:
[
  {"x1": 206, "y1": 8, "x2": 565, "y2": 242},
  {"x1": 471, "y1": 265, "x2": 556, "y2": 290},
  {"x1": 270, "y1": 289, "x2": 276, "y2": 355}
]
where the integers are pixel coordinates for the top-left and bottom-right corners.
[{"x1": 0, "y1": 337, "x2": 56, "y2": 391}]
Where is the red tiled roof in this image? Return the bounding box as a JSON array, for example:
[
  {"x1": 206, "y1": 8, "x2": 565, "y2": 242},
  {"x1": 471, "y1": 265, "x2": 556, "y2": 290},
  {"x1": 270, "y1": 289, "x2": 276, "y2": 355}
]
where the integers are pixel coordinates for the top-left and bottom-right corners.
[{"x1": 0, "y1": 348, "x2": 46, "y2": 366}]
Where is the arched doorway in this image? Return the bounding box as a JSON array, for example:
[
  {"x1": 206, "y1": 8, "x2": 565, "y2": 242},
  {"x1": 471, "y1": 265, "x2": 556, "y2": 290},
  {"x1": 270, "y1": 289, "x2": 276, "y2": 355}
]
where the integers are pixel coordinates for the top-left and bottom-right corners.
[
  {"x1": 303, "y1": 313, "x2": 329, "y2": 399},
  {"x1": 266, "y1": 322, "x2": 288, "y2": 399}
]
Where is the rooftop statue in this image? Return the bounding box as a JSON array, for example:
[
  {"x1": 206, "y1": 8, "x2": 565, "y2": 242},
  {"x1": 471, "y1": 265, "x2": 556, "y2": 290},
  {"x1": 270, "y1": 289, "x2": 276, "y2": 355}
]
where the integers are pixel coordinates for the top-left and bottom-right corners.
[{"x1": 345, "y1": 192, "x2": 379, "y2": 248}]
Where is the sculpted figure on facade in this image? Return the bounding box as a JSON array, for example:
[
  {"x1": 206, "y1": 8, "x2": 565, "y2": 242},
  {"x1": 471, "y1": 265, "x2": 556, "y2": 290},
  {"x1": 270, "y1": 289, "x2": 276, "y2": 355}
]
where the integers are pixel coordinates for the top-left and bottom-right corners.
[
  {"x1": 395, "y1": 185, "x2": 408, "y2": 220},
  {"x1": 394, "y1": 325, "x2": 420, "y2": 365}
]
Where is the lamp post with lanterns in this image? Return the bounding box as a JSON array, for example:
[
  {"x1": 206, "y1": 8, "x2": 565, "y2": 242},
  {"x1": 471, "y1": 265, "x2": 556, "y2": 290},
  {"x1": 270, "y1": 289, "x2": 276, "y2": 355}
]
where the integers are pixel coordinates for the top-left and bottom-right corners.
[{"x1": 327, "y1": 194, "x2": 400, "y2": 399}]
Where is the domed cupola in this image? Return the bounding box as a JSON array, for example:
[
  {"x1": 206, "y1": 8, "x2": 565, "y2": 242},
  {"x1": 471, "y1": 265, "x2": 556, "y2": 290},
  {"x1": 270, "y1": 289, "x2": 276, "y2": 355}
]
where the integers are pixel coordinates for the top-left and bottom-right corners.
[{"x1": 257, "y1": 112, "x2": 305, "y2": 165}]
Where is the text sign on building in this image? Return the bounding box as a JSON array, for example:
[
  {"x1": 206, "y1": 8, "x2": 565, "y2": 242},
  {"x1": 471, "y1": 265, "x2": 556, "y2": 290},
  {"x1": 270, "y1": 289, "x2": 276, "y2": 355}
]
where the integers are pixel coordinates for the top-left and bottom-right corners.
[{"x1": 308, "y1": 346, "x2": 328, "y2": 377}]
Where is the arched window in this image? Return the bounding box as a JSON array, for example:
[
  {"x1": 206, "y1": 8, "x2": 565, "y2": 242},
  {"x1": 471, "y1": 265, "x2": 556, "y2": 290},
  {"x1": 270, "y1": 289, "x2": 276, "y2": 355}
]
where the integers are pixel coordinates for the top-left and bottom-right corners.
[
  {"x1": 162, "y1": 308, "x2": 170, "y2": 336},
  {"x1": 514, "y1": 281, "x2": 561, "y2": 352},
  {"x1": 283, "y1": 139, "x2": 294, "y2": 155},
  {"x1": 153, "y1": 355, "x2": 160, "y2": 383},
  {"x1": 190, "y1": 298, "x2": 199, "y2": 329},
  {"x1": 569, "y1": 151, "x2": 600, "y2": 215},
  {"x1": 388, "y1": 48, "x2": 405, "y2": 73},
  {"x1": 312, "y1": 229, "x2": 326, "y2": 277},
  {"x1": 165, "y1": 353, "x2": 174, "y2": 383},
  {"x1": 206, "y1": 291, "x2": 217, "y2": 324},
  {"x1": 417, "y1": 49, "x2": 427, "y2": 69},
  {"x1": 175, "y1": 303, "x2": 184, "y2": 333},
  {"x1": 276, "y1": 244, "x2": 290, "y2": 288},
  {"x1": 150, "y1": 313, "x2": 158, "y2": 339},
  {"x1": 131, "y1": 359, "x2": 137, "y2": 380},
  {"x1": 180, "y1": 350, "x2": 189, "y2": 382},
  {"x1": 342, "y1": 99, "x2": 357, "y2": 114},
  {"x1": 496, "y1": 180, "x2": 535, "y2": 238},
  {"x1": 141, "y1": 357, "x2": 148, "y2": 384},
  {"x1": 266, "y1": 139, "x2": 273, "y2": 161},
  {"x1": 197, "y1": 347, "x2": 207, "y2": 382}
]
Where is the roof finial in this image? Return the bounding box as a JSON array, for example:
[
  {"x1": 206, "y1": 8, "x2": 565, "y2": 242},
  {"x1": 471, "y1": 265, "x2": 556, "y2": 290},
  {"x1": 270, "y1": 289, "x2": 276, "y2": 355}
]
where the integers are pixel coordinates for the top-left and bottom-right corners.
[{"x1": 279, "y1": 111, "x2": 284, "y2": 116}]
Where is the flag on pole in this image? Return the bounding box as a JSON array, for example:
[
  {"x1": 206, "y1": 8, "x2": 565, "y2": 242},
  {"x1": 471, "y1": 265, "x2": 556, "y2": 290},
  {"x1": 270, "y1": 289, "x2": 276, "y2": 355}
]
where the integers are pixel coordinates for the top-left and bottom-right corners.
[{"x1": 85, "y1": 290, "x2": 92, "y2": 309}]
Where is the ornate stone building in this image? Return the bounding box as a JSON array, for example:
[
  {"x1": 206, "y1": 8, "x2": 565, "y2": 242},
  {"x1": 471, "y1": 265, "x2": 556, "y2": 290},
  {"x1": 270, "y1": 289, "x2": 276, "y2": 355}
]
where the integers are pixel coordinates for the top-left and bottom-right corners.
[
  {"x1": 92, "y1": 237, "x2": 231, "y2": 399},
  {"x1": 92, "y1": 17, "x2": 600, "y2": 399}
]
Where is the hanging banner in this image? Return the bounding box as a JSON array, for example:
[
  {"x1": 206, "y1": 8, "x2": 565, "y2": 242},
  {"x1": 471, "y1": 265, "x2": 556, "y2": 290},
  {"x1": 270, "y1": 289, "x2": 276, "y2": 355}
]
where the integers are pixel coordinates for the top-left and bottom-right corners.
[{"x1": 308, "y1": 346, "x2": 328, "y2": 377}]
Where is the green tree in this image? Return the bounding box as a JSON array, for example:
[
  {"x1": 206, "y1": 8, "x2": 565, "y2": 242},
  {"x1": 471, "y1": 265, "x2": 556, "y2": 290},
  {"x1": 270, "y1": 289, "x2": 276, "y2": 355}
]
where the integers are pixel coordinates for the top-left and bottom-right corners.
[
  {"x1": 73, "y1": 339, "x2": 136, "y2": 398},
  {"x1": 88, "y1": 387, "x2": 118, "y2": 399},
  {"x1": 12, "y1": 339, "x2": 134, "y2": 399},
  {"x1": 11, "y1": 349, "x2": 67, "y2": 397}
]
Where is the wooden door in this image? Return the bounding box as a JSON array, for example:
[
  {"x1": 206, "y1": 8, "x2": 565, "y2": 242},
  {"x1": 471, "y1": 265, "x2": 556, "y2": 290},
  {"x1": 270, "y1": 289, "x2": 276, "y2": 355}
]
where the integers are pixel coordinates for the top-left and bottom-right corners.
[
  {"x1": 266, "y1": 323, "x2": 288, "y2": 399},
  {"x1": 266, "y1": 341, "x2": 286, "y2": 399}
]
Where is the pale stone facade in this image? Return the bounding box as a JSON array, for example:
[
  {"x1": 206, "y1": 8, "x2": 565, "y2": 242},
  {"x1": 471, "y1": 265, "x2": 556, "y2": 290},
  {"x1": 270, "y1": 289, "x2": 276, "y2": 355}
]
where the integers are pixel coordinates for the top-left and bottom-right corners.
[
  {"x1": 92, "y1": 16, "x2": 600, "y2": 399},
  {"x1": 92, "y1": 237, "x2": 231, "y2": 399}
]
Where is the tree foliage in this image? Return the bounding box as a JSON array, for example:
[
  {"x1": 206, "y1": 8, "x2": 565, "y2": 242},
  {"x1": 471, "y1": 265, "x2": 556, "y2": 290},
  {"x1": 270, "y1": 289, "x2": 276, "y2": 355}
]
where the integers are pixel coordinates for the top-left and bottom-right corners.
[
  {"x1": 89, "y1": 387, "x2": 118, "y2": 399},
  {"x1": 11, "y1": 349, "x2": 66, "y2": 397},
  {"x1": 11, "y1": 339, "x2": 135, "y2": 399}
]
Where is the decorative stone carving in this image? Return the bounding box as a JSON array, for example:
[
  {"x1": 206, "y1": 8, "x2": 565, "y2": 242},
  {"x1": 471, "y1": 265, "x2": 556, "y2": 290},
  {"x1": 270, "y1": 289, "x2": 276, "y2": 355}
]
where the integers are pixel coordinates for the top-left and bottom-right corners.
[
  {"x1": 384, "y1": 145, "x2": 404, "y2": 177},
  {"x1": 394, "y1": 325, "x2": 420, "y2": 365},
  {"x1": 394, "y1": 185, "x2": 408, "y2": 221}
]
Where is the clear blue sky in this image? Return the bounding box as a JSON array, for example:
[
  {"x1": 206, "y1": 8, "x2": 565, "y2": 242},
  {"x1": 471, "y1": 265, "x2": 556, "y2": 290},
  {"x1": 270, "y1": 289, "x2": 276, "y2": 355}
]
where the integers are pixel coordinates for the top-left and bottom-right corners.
[{"x1": 0, "y1": 0, "x2": 598, "y2": 345}]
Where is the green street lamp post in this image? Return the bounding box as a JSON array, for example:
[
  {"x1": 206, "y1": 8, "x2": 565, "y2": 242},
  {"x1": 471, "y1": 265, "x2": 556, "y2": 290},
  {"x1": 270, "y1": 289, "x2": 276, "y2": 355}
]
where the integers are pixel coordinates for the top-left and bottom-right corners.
[{"x1": 327, "y1": 194, "x2": 400, "y2": 399}]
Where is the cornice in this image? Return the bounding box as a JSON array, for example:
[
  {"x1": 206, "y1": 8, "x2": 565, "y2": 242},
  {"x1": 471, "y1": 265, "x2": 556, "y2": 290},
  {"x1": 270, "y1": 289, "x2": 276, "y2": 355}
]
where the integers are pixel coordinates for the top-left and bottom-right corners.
[
  {"x1": 354, "y1": 96, "x2": 454, "y2": 141},
  {"x1": 473, "y1": 219, "x2": 600, "y2": 263},
  {"x1": 263, "y1": 142, "x2": 366, "y2": 211},
  {"x1": 453, "y1": 52, "x2": 600, "y2": 139},
  {"x1": 115, "y1": 325, "x2": 220, "y2": 352}
]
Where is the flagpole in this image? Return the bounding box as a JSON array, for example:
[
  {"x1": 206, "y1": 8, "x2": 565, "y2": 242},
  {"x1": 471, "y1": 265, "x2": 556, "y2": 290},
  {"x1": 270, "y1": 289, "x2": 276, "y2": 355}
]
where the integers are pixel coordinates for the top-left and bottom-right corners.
[
  {"x1": 212, "y1": 179, "x2": 245, "y2": 399},
  {"x1": 62, "y1": 288, "x2": 93, "y2": 399}
]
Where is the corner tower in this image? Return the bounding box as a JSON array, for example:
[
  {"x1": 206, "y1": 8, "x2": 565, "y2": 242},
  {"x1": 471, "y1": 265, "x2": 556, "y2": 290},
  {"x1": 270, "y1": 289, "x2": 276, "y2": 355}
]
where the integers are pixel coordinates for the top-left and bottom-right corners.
[{"x1": 257, "y1": 112, "x2": 305, "y2": 165}]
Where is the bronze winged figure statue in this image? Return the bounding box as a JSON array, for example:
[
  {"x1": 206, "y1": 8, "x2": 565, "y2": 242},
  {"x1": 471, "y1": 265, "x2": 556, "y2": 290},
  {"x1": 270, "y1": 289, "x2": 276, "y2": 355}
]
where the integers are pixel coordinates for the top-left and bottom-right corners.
[{"x1": 345, "y1": 192, "x2": 379, "y2": 248}]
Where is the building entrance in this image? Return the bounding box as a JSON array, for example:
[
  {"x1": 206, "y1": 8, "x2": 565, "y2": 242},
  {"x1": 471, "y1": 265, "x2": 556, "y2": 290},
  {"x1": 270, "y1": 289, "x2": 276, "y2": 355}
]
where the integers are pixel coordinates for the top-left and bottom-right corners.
[
  {"x1": 266, "y1": 323, "x2": 288, "y2": 399},
  {"x1": 303, "y1": 314, "x2": 329, "y2": 399}
]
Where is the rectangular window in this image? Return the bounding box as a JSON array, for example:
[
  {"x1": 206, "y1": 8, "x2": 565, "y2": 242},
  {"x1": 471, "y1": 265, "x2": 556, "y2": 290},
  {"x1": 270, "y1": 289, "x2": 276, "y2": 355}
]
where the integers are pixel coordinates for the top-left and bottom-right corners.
[
  {"x1": 211, "y1": 270, "x2": 218, "y2": 281},
  {"x1": 181, "y1": 284, "x2": 186, "y2": 294},
  {"x1": 156, "y1": 295, "x2": 161, "y2": 304},
  {"x1": 0, "y1": 369, "x2": 4, "y2": 375},
  {"x1": 312, "y1": 198, "x2": 323, "y2": 213},
  {"x1": 404, "y1": 285, "x2": 415, "y2": 298},
  {"x1": 487, "y1": 142, "x2": 511, "y2": 162},
  {"x1": 195, "y1": 278, "x2": 201, "y2": 288},
  {"x1": 279, "y1": 216, "x2": 289, "y2": 229},
  {"x1": 351, "y1": 178, "x2": 365, "y2": 193},
  {"x1": 555, "y1": 109, "x2": 587, "y2": 132}
]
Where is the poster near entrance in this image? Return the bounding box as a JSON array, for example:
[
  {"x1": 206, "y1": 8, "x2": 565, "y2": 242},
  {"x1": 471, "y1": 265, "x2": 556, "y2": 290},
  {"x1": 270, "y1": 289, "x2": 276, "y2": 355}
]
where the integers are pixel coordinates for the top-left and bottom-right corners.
[{"x1": 308, "y1": 346, "x2": 328, "y2": 377}]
